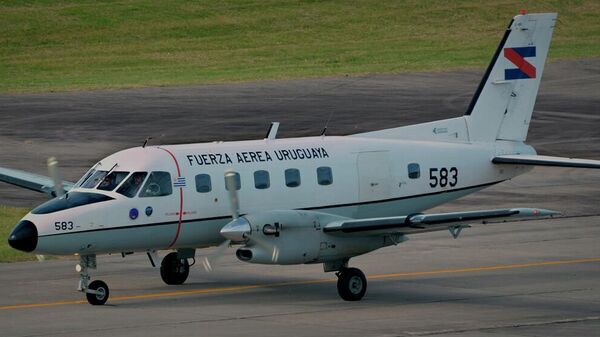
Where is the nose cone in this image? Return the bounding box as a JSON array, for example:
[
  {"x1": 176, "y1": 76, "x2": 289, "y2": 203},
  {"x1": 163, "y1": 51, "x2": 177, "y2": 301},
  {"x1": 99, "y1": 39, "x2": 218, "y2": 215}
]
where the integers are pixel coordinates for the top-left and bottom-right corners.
[
  {"x1": 8, "y1": 220, "x2": 38, "y2": 252},
  {"x1": 220, "y1": 217, "x2": 251, "y2": 242}
]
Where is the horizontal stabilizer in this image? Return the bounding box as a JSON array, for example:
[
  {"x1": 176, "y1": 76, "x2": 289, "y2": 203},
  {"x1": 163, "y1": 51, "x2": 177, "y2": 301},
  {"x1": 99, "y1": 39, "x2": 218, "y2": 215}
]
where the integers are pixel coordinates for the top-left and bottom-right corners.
[
  {"x1": 493, "y1": 155, "x2": 600, "y2": 169},
  {"x1": 323, "y1": 208, "x2": 558, "y2": 236},
  {"x1": 0, "y1": 167, "x2": 73, "y2": 195}
]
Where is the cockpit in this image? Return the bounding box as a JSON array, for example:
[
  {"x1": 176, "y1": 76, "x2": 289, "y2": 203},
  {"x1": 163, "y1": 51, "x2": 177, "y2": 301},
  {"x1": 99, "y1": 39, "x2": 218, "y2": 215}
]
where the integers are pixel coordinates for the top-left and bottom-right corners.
[
  {"x1": 31, "y1": 168, "x2": 174, "y2": 215},
  {"x1": 76, "y1": 169, "x2": 173, "y2": 198}
]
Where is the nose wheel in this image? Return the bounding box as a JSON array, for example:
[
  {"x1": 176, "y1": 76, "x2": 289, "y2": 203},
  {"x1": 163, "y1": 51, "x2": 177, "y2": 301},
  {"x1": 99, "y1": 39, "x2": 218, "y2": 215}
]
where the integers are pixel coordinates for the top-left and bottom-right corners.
[
  {"x1": 77, "y1": 254, "x2": 110, "y2": 305},
  {"x1": 336, "y1": 267, "x2": 367, "y2": 301},
  {"x1": 86, "y1": 280, "x2": 109, "y2": 305}
]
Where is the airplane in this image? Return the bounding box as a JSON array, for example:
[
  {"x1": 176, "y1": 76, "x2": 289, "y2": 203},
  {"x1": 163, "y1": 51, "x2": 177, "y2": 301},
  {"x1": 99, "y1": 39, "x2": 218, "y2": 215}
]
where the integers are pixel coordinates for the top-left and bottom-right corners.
[{"x1": 3, "y1": 12, "x2": 600, "y2": 305}]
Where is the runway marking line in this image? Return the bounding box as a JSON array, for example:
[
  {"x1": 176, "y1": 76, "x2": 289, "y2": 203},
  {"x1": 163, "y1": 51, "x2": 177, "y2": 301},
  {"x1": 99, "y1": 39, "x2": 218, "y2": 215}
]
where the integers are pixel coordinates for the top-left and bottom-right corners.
[{"x1": 1, "y1": 257, "x2": 599, "y2": 310}]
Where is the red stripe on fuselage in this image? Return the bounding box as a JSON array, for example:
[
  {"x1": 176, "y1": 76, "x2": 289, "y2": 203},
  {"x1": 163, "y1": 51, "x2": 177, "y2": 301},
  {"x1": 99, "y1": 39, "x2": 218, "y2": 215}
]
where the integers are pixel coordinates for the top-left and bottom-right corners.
[
  {"x1": 504, "y1": 48, "x2": 536, "y2": 79},
  {"x1": 159, "y1": 147, "x2": 184, "y2": 249}
]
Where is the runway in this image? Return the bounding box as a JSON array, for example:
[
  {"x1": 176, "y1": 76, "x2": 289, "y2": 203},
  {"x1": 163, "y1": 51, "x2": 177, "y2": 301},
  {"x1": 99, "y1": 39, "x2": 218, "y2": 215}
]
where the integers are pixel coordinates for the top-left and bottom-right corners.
[
  {"x1": 0, "y1": 58, "x2": 599, "y2": 336},
  {"x1": 1, "y1": 212, "x2": 599, "y2": 337}
]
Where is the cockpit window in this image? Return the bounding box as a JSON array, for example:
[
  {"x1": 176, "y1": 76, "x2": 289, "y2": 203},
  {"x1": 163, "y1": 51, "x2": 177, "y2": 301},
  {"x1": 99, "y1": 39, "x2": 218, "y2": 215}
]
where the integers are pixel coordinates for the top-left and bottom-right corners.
[
  {"x1": 31, "y1": 192, "x2": 114, "y2": 215},
  {"x1": 81, "y1": 170, "x2": 108, "y2": 188},
  {"x1": 97, "y1": 171, "x2": 129, "y2": 191},
  {"x1": 117, "y1": 172, "x2": 148, "y2": 198},
  {"x1": 139, "y1": 171, "x2": 172, "y2": 197},
  {"x1": 74, "y1": 168, "x2": 96, "y2": 188}
]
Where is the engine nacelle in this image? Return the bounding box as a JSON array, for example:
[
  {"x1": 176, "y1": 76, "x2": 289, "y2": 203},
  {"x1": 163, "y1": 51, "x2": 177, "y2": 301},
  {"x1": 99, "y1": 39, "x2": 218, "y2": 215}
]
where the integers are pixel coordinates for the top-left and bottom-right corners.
[{"x1": 231, "y1": 210, "x2": 390, "y2": 265}]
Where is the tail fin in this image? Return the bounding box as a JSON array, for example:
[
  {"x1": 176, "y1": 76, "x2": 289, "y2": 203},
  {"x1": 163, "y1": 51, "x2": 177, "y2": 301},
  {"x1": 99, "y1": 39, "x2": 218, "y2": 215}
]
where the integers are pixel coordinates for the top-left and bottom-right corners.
[{"x1": 465, "y1": 12, "x2": 556, "y2": 142}]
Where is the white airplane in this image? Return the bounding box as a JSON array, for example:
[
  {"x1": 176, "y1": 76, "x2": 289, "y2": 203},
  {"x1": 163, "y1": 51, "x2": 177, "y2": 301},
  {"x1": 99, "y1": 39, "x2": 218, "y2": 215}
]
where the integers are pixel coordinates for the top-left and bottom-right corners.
[{"x1": 3, "y1": 12, "x2": 600, "y2": 305}]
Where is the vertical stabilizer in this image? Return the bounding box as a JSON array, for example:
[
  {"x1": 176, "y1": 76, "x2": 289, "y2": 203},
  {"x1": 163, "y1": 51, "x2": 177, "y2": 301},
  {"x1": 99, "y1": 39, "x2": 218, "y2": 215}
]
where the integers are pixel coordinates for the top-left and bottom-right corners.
[{"x1": 465, "y1": 13, "x2": 556, "y2": 142}]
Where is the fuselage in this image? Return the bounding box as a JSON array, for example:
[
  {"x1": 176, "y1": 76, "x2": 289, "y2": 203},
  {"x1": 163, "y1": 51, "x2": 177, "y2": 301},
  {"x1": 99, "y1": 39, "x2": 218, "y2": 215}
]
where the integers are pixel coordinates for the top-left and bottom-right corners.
[{"x1": 21, "y1": 135, "x2": 534, "y2": 255}]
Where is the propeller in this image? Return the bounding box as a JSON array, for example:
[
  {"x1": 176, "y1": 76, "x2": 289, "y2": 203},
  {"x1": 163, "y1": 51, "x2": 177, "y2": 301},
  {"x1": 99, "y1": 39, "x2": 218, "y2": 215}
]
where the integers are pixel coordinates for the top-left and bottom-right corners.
[
  {"x1": 199, "y1": 170, "x2": 239, "y2": 272},
  {"x1": 200, "y1": 239, "x2": 230, "y2": 272},
  {"x1": 204, "y1": 170, "x2": 281, "y2": 271},
  {"x1": 47, "y1": 157, "x2": 64, "y2": 197},
  {"x1": 225, "y1": 170, "x2": 240, "y2": 219}
]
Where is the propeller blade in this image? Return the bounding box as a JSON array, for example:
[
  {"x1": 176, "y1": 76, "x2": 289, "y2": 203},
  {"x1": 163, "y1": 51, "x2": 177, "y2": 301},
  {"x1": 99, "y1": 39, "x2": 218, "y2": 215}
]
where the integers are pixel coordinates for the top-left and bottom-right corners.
[
  {"x1": 200, "y1": 239, "x2": 231, "y2": 272},
  {"x1": 224, "y1": 170, "x2": 239, "y2": 219},
  {"x1": 36, "y1": 254, "x2": 46, "y2": 262},
  {"x1": 47, "y1": 157, "x2": 64, "y2": 197}
]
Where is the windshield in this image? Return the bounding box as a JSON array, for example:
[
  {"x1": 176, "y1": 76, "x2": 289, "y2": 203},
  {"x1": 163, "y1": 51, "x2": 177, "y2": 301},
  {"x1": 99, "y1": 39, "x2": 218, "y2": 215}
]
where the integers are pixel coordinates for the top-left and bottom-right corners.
[
  {"x1": 97, "y1": 171, "x2": 129, "y2": 191},
  {"x1": 31, "y1": 192, "x2": 114, "y2": 215},
  {"x1": 74, "y1": 168, "x2": 96, "y2": 188},
  {"x1": 81, "y1": 170, "x2": 108, "y2": 188}
]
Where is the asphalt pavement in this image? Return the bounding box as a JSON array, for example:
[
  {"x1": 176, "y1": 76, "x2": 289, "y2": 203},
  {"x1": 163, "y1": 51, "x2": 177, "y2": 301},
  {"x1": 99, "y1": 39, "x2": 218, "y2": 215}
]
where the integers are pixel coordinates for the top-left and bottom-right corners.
[{"x1": 0, "y1": 58, "x2": 599, "y2": 336}]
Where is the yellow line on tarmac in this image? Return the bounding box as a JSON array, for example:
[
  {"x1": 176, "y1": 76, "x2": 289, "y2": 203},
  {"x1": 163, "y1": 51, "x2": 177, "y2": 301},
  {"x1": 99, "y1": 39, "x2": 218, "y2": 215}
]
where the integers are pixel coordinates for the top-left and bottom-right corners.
[{"x1": 1, "y1": 257, "x2": 599, "y2": 311}]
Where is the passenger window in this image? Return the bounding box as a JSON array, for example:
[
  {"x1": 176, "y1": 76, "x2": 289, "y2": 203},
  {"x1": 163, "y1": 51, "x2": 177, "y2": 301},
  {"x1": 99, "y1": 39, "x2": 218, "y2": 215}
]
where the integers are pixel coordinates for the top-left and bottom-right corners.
[
  {"x1": 285, "y1": 168, "x2": 301, "y2": 187},
  {"x1": 195, "y1": 174, "x2": 212, "y2": 193},
  {"x1": 408, "y1": 163, "x2": 420, "y2": 179},
  {"x1": 224, "y1": 172, "x2": 241, "y2": 191},
  {"x1": 317, "y1": 166, "x2": 333, "y2": 185},
  {"x1": 139, "y1": 171, "x2": 172, "y2": 197},
  {"x1": 81, "y1": 170, "x2": 108, "y2": 188},
  {"x1": 254, "y1": 170, "x2": 270, "y2": 189},
  {"x1": 98, "y1": 171, "x2": 129, "y2": 191},
  {"x1": 117, "y1": 172, "x2": 147, "y2": 198}
]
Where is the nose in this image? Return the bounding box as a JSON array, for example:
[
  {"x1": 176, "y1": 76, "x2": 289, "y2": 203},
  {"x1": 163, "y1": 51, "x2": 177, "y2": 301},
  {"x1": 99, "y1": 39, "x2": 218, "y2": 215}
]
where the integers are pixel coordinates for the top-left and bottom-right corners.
[{"x1": 8, "y1": 220, "x2": 38, "y2": 252}]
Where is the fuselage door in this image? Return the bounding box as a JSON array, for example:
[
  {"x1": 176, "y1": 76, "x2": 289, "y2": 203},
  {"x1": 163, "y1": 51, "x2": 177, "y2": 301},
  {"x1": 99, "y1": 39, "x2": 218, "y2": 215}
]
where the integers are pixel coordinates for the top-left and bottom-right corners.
[{"x1": 357, "y1": 151, "x2": 392, "y2": 203}]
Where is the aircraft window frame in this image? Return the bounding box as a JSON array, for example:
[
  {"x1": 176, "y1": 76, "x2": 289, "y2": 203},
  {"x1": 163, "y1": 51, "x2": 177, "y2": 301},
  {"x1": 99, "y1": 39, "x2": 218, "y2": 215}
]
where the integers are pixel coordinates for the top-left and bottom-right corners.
[
  {"x1": 117, "y1": 172, "x2": 148, "y2": 198},
  {"x1": 97, "y1": 171, "x2": 130, "y2": 191},
  {"x1": 81, "y1": 170, "x2": 108, "y2": 188},
  {"x1": 316, "y1": 166, "x2": 333, "y2": 186},
  {"x1": 75, "y1": 168, "x2": 96, "y2": 188},
  {"x1": 224, "y1": 172, "x2": 241, "y2": 191},
  {"x1": 139, "y1": 171, "x2": 173, "y2": 197},
  {"x1": 408, "y1": 163, "x2": 421, "y2": 179},
  {"x1": 195, "y1": 174, "x2": 212, "y2": 193},
  {"x1": 253, "y1": 170, "x2": 270, "y2": 190},
  {"x1": 285, "y1": 168, "x2": 301, "y2": 188}
]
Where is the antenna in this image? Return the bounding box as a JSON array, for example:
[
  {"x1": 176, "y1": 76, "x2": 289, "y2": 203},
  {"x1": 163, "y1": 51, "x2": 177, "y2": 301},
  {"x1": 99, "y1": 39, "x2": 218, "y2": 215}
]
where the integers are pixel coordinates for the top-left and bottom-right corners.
[
  {"x1": 142, "y1": 137, "x2": 152, "y2": 148},
  {"x1": 320, "y1": 110, "x2": 335, "y2": 136},
  {"x1": 265, "y1": 122, "x2": 280, "y2": 140}
]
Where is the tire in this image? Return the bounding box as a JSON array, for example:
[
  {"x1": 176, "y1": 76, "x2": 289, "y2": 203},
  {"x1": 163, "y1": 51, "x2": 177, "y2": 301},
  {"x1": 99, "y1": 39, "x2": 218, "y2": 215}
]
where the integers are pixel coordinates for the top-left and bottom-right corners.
[
  {"x1": 160, "y1": 252, "x2": 190, "y2": 285},
  {"x1": 86, "y1": 280, "x2": 109, "y2": 305},
  {"x1": 337, "y1": 267, "x2": 367, "y2": 301}
]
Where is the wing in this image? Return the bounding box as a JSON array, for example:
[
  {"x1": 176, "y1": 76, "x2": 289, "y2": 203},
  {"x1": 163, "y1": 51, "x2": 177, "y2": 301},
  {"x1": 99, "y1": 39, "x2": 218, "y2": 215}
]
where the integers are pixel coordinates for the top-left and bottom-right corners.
[
  {"x1": 323, "y1": 208, "x2": 559, "y2": 236},
  {"x1": 0, "y1": 167, "x2": 74, "y2": 196},
  {"x1": 493, "y1": 155, "x2": 600, "y2": 169}
]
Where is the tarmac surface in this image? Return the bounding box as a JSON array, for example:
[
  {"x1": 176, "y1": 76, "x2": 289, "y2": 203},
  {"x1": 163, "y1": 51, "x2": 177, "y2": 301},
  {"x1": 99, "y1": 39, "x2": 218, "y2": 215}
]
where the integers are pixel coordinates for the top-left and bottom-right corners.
[{"x1": 1, "y1": 58, "x2": 599, "y2": 336}]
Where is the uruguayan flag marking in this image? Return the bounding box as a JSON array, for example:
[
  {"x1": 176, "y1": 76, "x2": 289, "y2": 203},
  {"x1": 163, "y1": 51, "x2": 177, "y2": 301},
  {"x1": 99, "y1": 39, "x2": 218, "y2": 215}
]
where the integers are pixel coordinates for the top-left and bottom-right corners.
[{"x1": 173, "y1": 177, "x2": 186, "y2": 188}]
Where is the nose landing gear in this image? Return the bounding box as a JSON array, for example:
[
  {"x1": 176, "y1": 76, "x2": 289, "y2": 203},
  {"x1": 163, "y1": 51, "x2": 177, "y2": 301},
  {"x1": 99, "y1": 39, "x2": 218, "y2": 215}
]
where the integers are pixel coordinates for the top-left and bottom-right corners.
[{"x1": 77, "y1": 254, "x2": 109, "y2": 305}]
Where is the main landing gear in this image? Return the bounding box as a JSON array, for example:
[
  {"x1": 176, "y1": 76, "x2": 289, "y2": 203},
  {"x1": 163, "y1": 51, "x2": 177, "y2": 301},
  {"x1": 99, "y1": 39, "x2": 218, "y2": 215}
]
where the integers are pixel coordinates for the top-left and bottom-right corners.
[
  {"x1": 336, "y1": 267, "x2": 367, "y2": 301},
  {"x1": 160, "y1": 252, "x2": 190, "y2": 285},
  {"x1": 77, "y1": 254, "x2": 110, "y2": 305}
]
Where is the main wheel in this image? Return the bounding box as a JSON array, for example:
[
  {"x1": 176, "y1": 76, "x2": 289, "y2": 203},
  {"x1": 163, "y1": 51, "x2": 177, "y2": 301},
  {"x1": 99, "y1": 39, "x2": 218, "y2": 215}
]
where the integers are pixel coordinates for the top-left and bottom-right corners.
[
  {"x1": 86, "y1": 280, "x2": 109, "y2": 305},
  {"x1": 337, "y1": 267, "x2": 367, "y2": 301},
  {"x1": 160, "y1": 252, "x2": 190, "y2": 285}
]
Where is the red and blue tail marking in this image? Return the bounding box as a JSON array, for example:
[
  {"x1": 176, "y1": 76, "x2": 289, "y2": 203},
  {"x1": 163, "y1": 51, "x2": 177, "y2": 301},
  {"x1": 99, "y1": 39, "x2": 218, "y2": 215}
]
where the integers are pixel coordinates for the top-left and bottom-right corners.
[{"x1": 504, "y1": 47, "x2": 536, "y2": 80}]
